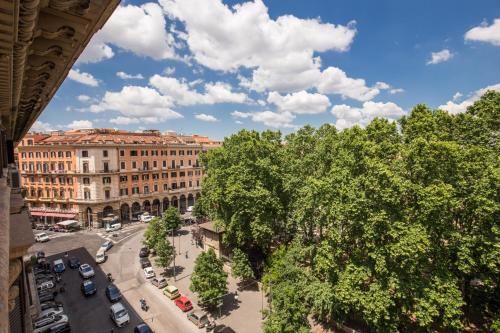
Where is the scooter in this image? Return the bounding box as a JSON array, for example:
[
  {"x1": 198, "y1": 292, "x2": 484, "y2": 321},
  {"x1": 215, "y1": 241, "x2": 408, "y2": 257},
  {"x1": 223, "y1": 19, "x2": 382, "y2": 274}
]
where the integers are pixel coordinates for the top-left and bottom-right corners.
[
  {"x1": 206, "y1": 321, "x2": 216, "y2": 332},
  {"x1": 140, "y1": 298, "x2": 149, "y2": 311}
]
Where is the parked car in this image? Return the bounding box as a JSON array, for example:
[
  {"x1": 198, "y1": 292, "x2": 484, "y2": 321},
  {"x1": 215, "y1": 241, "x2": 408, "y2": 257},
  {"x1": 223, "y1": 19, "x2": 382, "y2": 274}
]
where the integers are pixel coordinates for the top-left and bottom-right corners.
[
  {"x1": 175, "y1": 296, "x2": 193, "y2": 312},
  {"x1": 214, "y1": 325, "x2": 236, "y2": 333},
  {"x1": 33, "y1": 314, "x2": 68, "y2": 333},
  {"x1": 81, "y1": 280, "x2": 97, "y2": 296},
  {"x1": 140, "y1": 212, "x2": 153, "y2": 223},
  {"x1": 140, "y1": 257, "x2": 151, "y2": 269},
  {"x1": 67, "y1": 257, "x2": 80, "y2": 269},
  {"x1": 95, "y1": 248, "x2": 106, "y2": 264},
  {"x1": 101, "y1": 240, "x2": 113, "y2": 251},
  {"x1": 36, "y1": 305, "x2": 64, "y2": 320},
  {"x1": 40, "y1": 301, "x2": 63, "y2": 312},
  {"x1": 53, "y1": 259, "x2": 65, "y2": 273},
  {"x1": 79, "y1": 264, "x2": 95, "y2": 278},
  {"x1": 47, "y1": 322, "x2": 71, "y2": 333},
  {"x1": 36, "y1": 251, "x2": 46, "y2": 259},
  {"x1": 187, "y1": 310, "x2": 209, "y2": 328},
  {"x1": 139, "y1": 247, "x2": 150, "y2": 258},
  {"x1": 151, "y1": 277, "x2": 168, "y2": 289},
  {"x1": 38, "y1": 291, "x2": 56, "y2": 303},
  {"x1": 35, "y1": 233, "x2": 50, "y2": 243},
  {"x1": 110, "y1": 302, "x2": 130, "y2": 327},
  {"x1": 105, "y1": 223, "x2": 122, "y2": 233},
  {"x1": 143, "y1": 267, "x2": 155, "y2": 279},
  {"x1": 134, "y1": 323, "x2": 154, "y2": 333},
  {"x1": 105, "y1": 284, "x2": 122, "y2": 302},
  {"x1": 37, "y1": 280, "x2": 55, "y2": 292},
  {"x1": 163, "y1": 285, "x2": 180, "y2": 299}
]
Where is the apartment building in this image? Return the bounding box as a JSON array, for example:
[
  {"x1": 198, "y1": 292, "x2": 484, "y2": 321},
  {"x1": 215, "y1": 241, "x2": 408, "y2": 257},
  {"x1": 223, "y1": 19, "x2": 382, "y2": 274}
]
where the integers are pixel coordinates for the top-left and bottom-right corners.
[{"x1": 17, "y1": 129, "x2": 220, "y2": 228}]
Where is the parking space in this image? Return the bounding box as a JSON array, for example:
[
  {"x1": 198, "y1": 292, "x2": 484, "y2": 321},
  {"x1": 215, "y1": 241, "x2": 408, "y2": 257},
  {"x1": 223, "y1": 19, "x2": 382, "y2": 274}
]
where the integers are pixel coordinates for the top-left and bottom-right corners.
[{"x1": 45, "y1": 247, "x2": 143, "y2": 332}]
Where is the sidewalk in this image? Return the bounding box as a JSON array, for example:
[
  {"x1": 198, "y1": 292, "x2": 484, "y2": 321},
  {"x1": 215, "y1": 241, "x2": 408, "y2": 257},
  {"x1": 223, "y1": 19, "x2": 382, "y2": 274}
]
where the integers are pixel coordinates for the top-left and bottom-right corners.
[{"x1": 151, "y1": 225, "x2": 265, "y2": 333}]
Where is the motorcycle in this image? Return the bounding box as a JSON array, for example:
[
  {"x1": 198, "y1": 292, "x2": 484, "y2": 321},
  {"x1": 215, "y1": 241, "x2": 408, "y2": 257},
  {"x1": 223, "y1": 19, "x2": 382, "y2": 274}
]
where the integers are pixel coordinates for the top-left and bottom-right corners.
[
  {"x1": 205, "y1": 321, "x2": 216, "y2": 332},
  {"x1": 140, "y1": 298, "x2": 149, "y2": 311}
]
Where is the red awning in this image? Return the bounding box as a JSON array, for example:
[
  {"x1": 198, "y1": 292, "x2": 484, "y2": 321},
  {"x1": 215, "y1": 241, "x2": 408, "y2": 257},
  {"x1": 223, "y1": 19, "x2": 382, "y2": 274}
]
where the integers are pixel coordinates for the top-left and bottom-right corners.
[
  {"x1": 46, "y1": 212, "x2": 77, "y2": 218},
  {"x1": 30, "y1": 211, "x2": 46, "y2": 217}
]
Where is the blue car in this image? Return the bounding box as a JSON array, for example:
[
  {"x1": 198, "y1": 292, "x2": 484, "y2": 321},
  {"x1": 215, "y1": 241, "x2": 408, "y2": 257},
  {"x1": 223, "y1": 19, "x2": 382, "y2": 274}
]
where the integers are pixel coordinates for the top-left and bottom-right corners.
[
  {"x1": 81, "y1": 280, "x2": 97, "y2": 296},
  {"x1": 134, "y1": 323, "x2": 153, "y2": 333},
  {"x1": 53, "y1": 259, "x2": 65, "y2": 273}
]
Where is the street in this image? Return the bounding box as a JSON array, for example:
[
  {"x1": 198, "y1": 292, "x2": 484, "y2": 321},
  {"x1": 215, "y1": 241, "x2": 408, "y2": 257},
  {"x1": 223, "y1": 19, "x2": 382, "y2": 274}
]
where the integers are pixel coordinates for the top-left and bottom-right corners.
[{"x1": 31, "y1": 223, "x2": 264, "y2": 333}]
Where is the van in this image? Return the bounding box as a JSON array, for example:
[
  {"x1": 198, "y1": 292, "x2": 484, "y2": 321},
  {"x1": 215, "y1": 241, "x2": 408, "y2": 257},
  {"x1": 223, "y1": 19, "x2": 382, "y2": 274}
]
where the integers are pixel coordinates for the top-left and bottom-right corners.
[
  {"x1": 163, "y1": 285, "x2": 180, "y2": 299},
  {"x1": 96, "y1": 248, "x2": 106, "y2": 264},
  {"x1": 105, "y1": 223, "x2": 122, "y2": 233}
]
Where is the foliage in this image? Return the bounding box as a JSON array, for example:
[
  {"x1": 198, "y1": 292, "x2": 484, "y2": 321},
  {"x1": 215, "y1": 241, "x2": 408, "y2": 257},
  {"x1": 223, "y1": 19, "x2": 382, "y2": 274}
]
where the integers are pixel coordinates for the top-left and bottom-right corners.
[
  {"x1": 193, "y1": 198, "x2": 207, "y2": 219},
  {"x1": 162, "y1": 207, "x2": 182, "y2": 232},
  {"x1": 190, "y1": 249, "x2": 228, "y2": 308},
  {"x1": 201, "y1": 91, "x2": 500, "y2": 332},
  {"x1": 154, "y1": 238, "x2": 175, "y2": 272},
  {"x1": 143, "y1": 216, "x2": 166, "y2": 250},
  {"x1": 231, "y1": 248, "x2": 255, "y2": 281}
]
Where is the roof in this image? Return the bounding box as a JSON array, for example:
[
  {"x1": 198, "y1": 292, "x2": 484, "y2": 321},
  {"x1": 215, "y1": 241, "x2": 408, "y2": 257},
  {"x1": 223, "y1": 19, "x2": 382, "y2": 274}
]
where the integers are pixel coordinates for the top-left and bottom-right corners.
[
  {"x1": 199, "y1": 221, "x2": 224, "y2": 233},
  {"x1": 56, "y1": 220, "x2": 79, "y2": 226}
]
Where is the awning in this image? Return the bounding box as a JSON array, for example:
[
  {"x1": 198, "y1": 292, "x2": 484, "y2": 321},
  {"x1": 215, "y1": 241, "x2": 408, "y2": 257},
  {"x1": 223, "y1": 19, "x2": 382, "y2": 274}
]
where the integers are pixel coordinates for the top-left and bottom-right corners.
[
  {"x1": 30, "y1": 211, "x2": 46, "y2": 217},
  {"x1": 56, "y1": 219, "x2": 79, "y2": 226}
]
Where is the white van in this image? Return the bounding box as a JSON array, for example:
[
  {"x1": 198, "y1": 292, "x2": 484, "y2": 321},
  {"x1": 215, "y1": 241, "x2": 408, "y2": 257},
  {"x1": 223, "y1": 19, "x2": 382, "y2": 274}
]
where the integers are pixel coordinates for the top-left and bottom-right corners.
[
  {"x1": 105, "y1": 223, "x2": 122, "y2": 233},
  {"x1": 96, "y1": 248, "x2": 106, "y2": 264},
  {"x1": 35, "y1": 233, "x2": 50, "y2": 242}
]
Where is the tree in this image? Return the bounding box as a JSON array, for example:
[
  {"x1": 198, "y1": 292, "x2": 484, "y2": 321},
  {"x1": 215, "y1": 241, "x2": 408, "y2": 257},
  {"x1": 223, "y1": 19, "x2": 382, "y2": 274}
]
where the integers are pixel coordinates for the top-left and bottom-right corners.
[
  {"x1": 193, "y1": 198, "x2": 207, "y2": 220},
  {"x1": 190, "y1": 249, "x2": 228, "y2": 308},
  {"x1": 143, "y1": 216, "x2": 166, "y2": 250},
  {"x1": 231, "y1": 248, "x2": 255, "y2": 282},
  {"x1": 162, "y1": 207, "x2": 182, "y2": 232},
  {"x1": 155, "y1": 238, "x2": 175, "y2": 274}
]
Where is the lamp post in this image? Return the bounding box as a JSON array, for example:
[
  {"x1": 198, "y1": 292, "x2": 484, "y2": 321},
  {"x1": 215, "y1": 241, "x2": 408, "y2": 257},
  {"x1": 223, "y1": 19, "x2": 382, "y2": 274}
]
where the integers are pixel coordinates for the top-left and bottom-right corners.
[{"x1": 171, "y1": 228, "x2": 176, "y2": 281}]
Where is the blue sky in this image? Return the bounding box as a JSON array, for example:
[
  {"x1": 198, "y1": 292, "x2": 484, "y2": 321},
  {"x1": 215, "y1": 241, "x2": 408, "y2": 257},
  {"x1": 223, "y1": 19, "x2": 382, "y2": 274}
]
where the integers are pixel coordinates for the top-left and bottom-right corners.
[{"x1": 32, "y1": 0, "x2": 500, "y2": 140}]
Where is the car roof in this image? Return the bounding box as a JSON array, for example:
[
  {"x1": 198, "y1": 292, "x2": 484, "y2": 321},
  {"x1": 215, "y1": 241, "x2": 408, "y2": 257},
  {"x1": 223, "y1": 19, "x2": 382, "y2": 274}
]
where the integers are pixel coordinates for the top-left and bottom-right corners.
[
  {"x1": 178, "y1": 296, "x2": 190, "y2": 302},
  {"x1": 191, "y1": 310, "x2": 206, "y2": 317},
  {"x1": 165, "y1": 285, "x2": 178, "y2": 291},
  {"x1": 111, "y1": 302, "x2": 125, "y2": 311},
  {"x1": 53, "y1": 259, "x2": 63, "y2": 264},
  {"x1": 107, "y1": 284, "x2": 118, "y2": 290},
  {"x1": 83, "y1": 280, "x2": 94, "y2": 285},
  {"x1": 80, "y1": 263, "x2": 90, "y2": 268}
]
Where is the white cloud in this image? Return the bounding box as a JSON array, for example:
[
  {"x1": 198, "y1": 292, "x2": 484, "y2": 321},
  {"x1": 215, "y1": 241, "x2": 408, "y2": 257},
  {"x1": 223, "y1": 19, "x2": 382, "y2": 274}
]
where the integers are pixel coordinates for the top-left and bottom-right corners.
[
  {"x1": 163, "y1": 66, "x2": 176, "y2": 75},
  {"x1": 77, "y1": 95, "x2": 91, "y2": 102},
  {"x1": 88, "y1": 85, "x2": 183, "y2": 123},
  {"x1": 78, "y1": 3, "x2": 176, "y2": 64},
  {"x1": 30, "y1": 120, "x2": 53, "y2": 132},
  {"x1": 109, "y1": 116, "x2": 141, "y2": 125},
  {"x1": 316, "y1": 67, "x2": 380, "y2": 101},
  {"x1": 464, "y1": 19, "x2": 500, "y2": 46},
  {"x1": 231, "y1": 110, "x2": 296, "y2": 128},
  {"x1": 427, "y1": 49, "x2": 453, "y2": 65},
  {"x1": 389, "y1": 88, "x2": 404, "y2": 94},
  {"x1": 235, "y1": 120, "x2": 243, "y2": 124},
  {"x1": 331, "y1": 101, "x2": 405, "y2": 130},
  {"x1": 452, "y1": 92, "x2": 462, "y2": 101},
  {"x1": 374, "y1": 82, "x2": 390, "y2": 90},
  {"x1": 67, "y1": 69, "x2": 98, "y2": 87},
  {"x1": 439, "y1": 83, "x2": 500, "y2": 114},
  {"x1": 67, "y1": 120, "x2": 93, "y2": 130},
  {"x1": 161, "y1": 0, "x2": 358, "y2": 93},
  {"x1": 267, "y1": 90, "x2": 330, "y2": 114},
  {"x1": 116, "y1": 71, "x2": 144, "y2": 80},
  {"x1": 149, "y1": 75, "x2": 249, "y2": 105},
  {"x1": 195, "y1": 113, "x2": 218, "y2": 122}
]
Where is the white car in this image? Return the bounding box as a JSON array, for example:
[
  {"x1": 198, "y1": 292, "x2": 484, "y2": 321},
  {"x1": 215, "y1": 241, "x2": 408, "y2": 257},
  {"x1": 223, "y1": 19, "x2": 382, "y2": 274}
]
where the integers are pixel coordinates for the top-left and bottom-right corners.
[
  {"x1": 143, "y1": 267, "x2": 155, "y2": 279},
  {"x1": 36, "y1": 305, "x2": 64, "y2": 320},
  {"x1": 79, "y1": 263, "x2": 95, "y2": 278},
  {"x1": 105, "y1": 223, "x2": 122, "y2": 232},
  {"x1": 33, "y1": 314, "x2": 68, "y2": 333},
  {"x1": 140, "y1": 213, "x2": 153, "y2": 223},
  {"x1": 110, "y1": 302, "x2": 130, "y2": 327},
  {"x1": 35, "y1": 233, "x2": 50, "y2": 242},
  {"x1": 37, "y1": 280, "x2": 55, "y2": 292}
]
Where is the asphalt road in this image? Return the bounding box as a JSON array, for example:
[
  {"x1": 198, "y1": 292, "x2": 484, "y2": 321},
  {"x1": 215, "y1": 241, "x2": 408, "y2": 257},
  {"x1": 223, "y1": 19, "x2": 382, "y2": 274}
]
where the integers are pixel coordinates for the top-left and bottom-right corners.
[{"x1": 46, "y1": 247, "x2": 143, "y2": 333}]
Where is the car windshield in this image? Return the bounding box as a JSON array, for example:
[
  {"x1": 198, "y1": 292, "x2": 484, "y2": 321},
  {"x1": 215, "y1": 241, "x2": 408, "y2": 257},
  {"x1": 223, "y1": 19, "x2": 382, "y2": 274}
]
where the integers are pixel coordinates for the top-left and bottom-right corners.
[
  {"x1": 55, "y1": 263, "x2": 63, "y2": 269},
  {"x1": 116, "y1": 309, "x2": 127, "y2": 318},
  {"x1": 82, "y1": 265, "x2": 92, "y2": 272},
  {"x1": 84, "y1": 282, "x2": 94, "y2": 290}
]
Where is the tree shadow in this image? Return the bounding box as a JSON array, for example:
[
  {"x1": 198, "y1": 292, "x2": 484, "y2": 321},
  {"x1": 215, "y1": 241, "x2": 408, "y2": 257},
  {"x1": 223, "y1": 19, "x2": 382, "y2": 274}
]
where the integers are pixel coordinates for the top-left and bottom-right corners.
[
  {"x1": 236, "y1": 279, "x2": 260, "y2": 292},
  {"x1": 176, "y1": 229, "x2": 190, "y2": 236},
  {"x1": 212, "y1": 292, "x2": 241, "y2": 318},
  {"x1": 161, "y1": 265, "x2": 185, "y2": 279}
]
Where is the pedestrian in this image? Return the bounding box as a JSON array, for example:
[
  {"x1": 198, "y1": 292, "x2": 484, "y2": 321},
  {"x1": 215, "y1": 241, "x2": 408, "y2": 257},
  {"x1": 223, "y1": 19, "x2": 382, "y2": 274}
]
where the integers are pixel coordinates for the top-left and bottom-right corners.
[
  {"x1": 64, "y1": 251, "x2": 68, "y2": 258},
  {"x1": 234, "y1": 291, "x2": 239, "y2": 304},
  {"x1": 185, "y1": 250, "x2": 188, "y2": 259}
]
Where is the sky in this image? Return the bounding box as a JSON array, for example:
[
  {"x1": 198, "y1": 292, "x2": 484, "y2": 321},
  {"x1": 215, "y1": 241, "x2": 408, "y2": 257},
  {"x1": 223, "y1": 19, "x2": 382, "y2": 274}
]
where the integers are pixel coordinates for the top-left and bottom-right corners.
[{"x1": 31, "y1": 0, "x2": 500, "y2": 140}]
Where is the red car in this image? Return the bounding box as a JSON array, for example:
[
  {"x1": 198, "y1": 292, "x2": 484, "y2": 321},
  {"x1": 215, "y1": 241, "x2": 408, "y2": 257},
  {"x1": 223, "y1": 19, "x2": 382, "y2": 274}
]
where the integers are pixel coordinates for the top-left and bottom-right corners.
[{"x1": 174, "y1": 296, "x2": 193, "y2": 312}]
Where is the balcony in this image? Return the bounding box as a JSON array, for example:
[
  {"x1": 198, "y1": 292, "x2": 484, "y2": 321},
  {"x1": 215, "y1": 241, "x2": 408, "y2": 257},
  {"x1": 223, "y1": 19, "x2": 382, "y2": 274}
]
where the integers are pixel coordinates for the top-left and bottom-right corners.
[{"x1": 74, "y1": 196, "x2": 120, "y2": 203}]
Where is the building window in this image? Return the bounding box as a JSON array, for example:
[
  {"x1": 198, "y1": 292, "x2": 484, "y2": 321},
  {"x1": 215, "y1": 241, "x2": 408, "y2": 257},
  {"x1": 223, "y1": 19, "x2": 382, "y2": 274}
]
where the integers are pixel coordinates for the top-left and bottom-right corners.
[
  {"x1": 27, "y1": 139, "x2": 33, "y2": 145},
  {"x1": 82, "y1": 150, "x2": 88, "y2": 157},
  {"x1": 171, "y1": 160, "x2": 175, "y2": 169},
  {"x1": 83, "y1": 177, "x2": 90, "y2": 185},
  {"x1": 50, "y1": 151, "x2": 56, "y2": 158},
  {"x1": 154, "y1": 184, "x2": 158, "y2": 192},
  {"x1": 163, "y1": 184, "x2": 168, "y2": 191},
  {"x1": 170, "y1": 150, "x2": 176, "y2": 156},
  {"x1": 142, "y1": 161, "x2": 148, "y2": 170},
  {"x1": 58, "y1": 162, "x2": 64, "y2": 171},
  {"x1": 120, "y1": 175, "x2": 128, "y2": 182},
  {"x1": 188, "y1": 171, "x2": 193, "y2": 176},
  {"x1": 28, "y1": 152, "x2": 33, "y2": 158},
  {"x1": 103, "y1": 162, "x2": 109, "y2": 172},
  {"x1": 189, "y1": 180, "x2": 192, "y2": 187},
  {"x1": 104, "y1": 189, "x2": 111, "y2": 199},
  {"x1": 103, "y1": 177, "x2": 111, "y2": 184},
  {"x1": 143, "y1": 186, "x2": 149, "y2": 194},
  {"x1": 66, "y1": 161, "x2": 71, "y2": 170},
  {"x1": 36, "y1": 152, "x2": 41, "y2": 158},
  {"x1": 180, "y1": 181, "x2": 186, "y2": 188},
  {"x1": 142, "y1": 174, "x2": 149, "y2": 181},
  {"x1": 196, "y1": 180, "x2": 200, "y2": 187},
  {"x1": 171, "y1": 182, "x2": 177, "y2": 189},
  {"x1": 180, "y1": 160, "x2": 184, "y2": 167},
  {"x1": 132, "y1": 175, "x2": 139, "y2": 181},
  {"x1": 130, "y1": 150, "x2": 138, "y2": 156},
  {"x1": 103, "y1": 150, "x2": 108, "y2": 157},
  {"x1": 43, "y1": 152, "x2": 48, "y2": 158},
  {"x1": 180, "y1": 171, "x2": 185, "y2": 177},
  {"x1": 21, "y1": 152, "x2": 26, "y2": 158},
  {"x1": 170, "y1": 172, "x2": 177, "y2": 178},
  {"x1": 153, "y1": 161, "x2": 157, "y2": 168},
  {"x1": 120, "y1": 188, "x2": 128, "y2": 196},
  {"x1": 179, "y1": 150, "x2": 185, "y2": 156},
  {"x1": 58, "y1": 151, "x2": 63, "y2": 158},
  {"x1": 188, "y1": 159, "x2": 192, "y2": 166},
  {"x1": 141, "y1": 150, "x2": 148, "y2": 156},
  {"x1": 83, "y1": 162, "x2": 89, "y2": 173},
  {"x1": 66, "y1": 151, "x2": 71, "y2": 158},
  {"x1": 132, "y1": 187, "x2": 139, "y2": 194},
  {"x1": 84, "y1": 190, "x2": 91, "y2": 200},
  {"x1": 162, "y1": 173, "x2": 168, "y2": 179},
  {"x1": 120, "y1": 150, "x2": 125, "y2": 157},
  {"x1": 120, "y1": 162, "x2": 126, "y2": 170},
  {"x1": 162, "y1": 160, "x2": 167, "y2": 168}
]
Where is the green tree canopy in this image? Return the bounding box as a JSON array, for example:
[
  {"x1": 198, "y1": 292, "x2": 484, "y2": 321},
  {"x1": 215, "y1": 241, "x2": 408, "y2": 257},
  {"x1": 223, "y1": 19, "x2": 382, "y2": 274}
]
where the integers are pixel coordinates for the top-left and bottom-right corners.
[
  {"x1": 162, "y1": 207, "x2": 182, "y2": 232},
  {"x1": 231, "y1": 248, "x2": 255, "y2": 282},
  {"x1": 143, "y1": 216, "x2": 166, "y2": 250},
  {"x1": 155, "y1": 238, "x2": 175, "y2": 273},
  {"x1": 190, "y1": 249, "x2": 228, "y2": 308}
]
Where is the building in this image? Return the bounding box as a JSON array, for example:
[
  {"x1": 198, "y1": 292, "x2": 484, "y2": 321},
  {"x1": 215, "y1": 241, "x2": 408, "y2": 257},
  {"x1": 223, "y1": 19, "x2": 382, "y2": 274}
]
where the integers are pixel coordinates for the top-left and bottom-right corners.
[
  {"x1": 17, "y1": 129, "x2": 220, "y2": 227},
  {"x1": 196, "y1": 222, "x2": 230, "y2": 260},
  {"x1": 0, "y1": 1, "x2": 120, "y2": 332}
]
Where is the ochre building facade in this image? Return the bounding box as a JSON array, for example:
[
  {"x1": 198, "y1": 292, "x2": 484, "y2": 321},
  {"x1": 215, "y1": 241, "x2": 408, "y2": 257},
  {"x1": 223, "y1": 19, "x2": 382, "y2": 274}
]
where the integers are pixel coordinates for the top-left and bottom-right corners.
[{"x1": 17, "y1": 129, "x2": 220, "y2": 227}]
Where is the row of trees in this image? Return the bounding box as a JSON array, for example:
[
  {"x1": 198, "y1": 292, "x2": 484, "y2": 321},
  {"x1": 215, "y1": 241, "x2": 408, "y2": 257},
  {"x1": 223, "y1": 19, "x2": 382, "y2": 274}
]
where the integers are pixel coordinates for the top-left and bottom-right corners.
[{"x1": 197, "y1": 91, "x2": 500, "y2": 332}]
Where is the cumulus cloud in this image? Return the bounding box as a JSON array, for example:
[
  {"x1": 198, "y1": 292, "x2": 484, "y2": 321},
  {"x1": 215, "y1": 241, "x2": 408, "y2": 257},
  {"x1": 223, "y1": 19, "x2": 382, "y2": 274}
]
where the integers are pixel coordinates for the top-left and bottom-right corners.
[
  {"x1": 331, "y1": 101, "x2": 405, "y2": 130},
  {"x1": 231, "y1": 110, "x2": 296, "y2": 128},
  {"x1": 452, "y1": 92, "x2": 462, "y2": 101},
  {"x1": 77, "y1": 95, "x2": 91, "y2": 102},
  {"x1": 67, "y1": 120, "x2": 93, "y2": 130},
  {"x1": 195, "y1": 113, "x2": 218, "y2": 122},
  {"x1": 78, "y1": 3, "x2": 176, "y2": 64},
  {"x1": 109, "y1": 116, "x2": 141, "y2": 125},
  {"x1": 67, "y1": 69, "x2": 99, "y2": 87},
  {"x1": 163, "y1": 67, "x2": 176, "y2": 75},
  {"x1": 267, "y1": 91, "x2": 330, "y2": 114},
  {"x1": 316, "y1": 67, "x2": 380, "y2": 101},
  {"x1": 439, "y1": 83, "x2": 500, "y2": 114},
  {"x1": 389, "y1": 88, "x2": 404, "y2": 94},
  {"x1": 88, "y1": 85, "x2": 183, "y2": 123},
  {"x1": 464, "y1": 19, "x2": 500, "y2": 46},
  {"x1": 116, "y1": 71, "x2": 145, "y2": 80},
  {"x1": 149, "y1": 75, "x2": 249, "y2": 105},
  {"x1": 30, "y1": 120, "x2": 53, "y2": 132},
  {"x1": 161, "y1": 0, "x2": 361, "y2": 94},
  {"x1": 427, "y1": 49, "x2": 453, "y2": 65}
]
